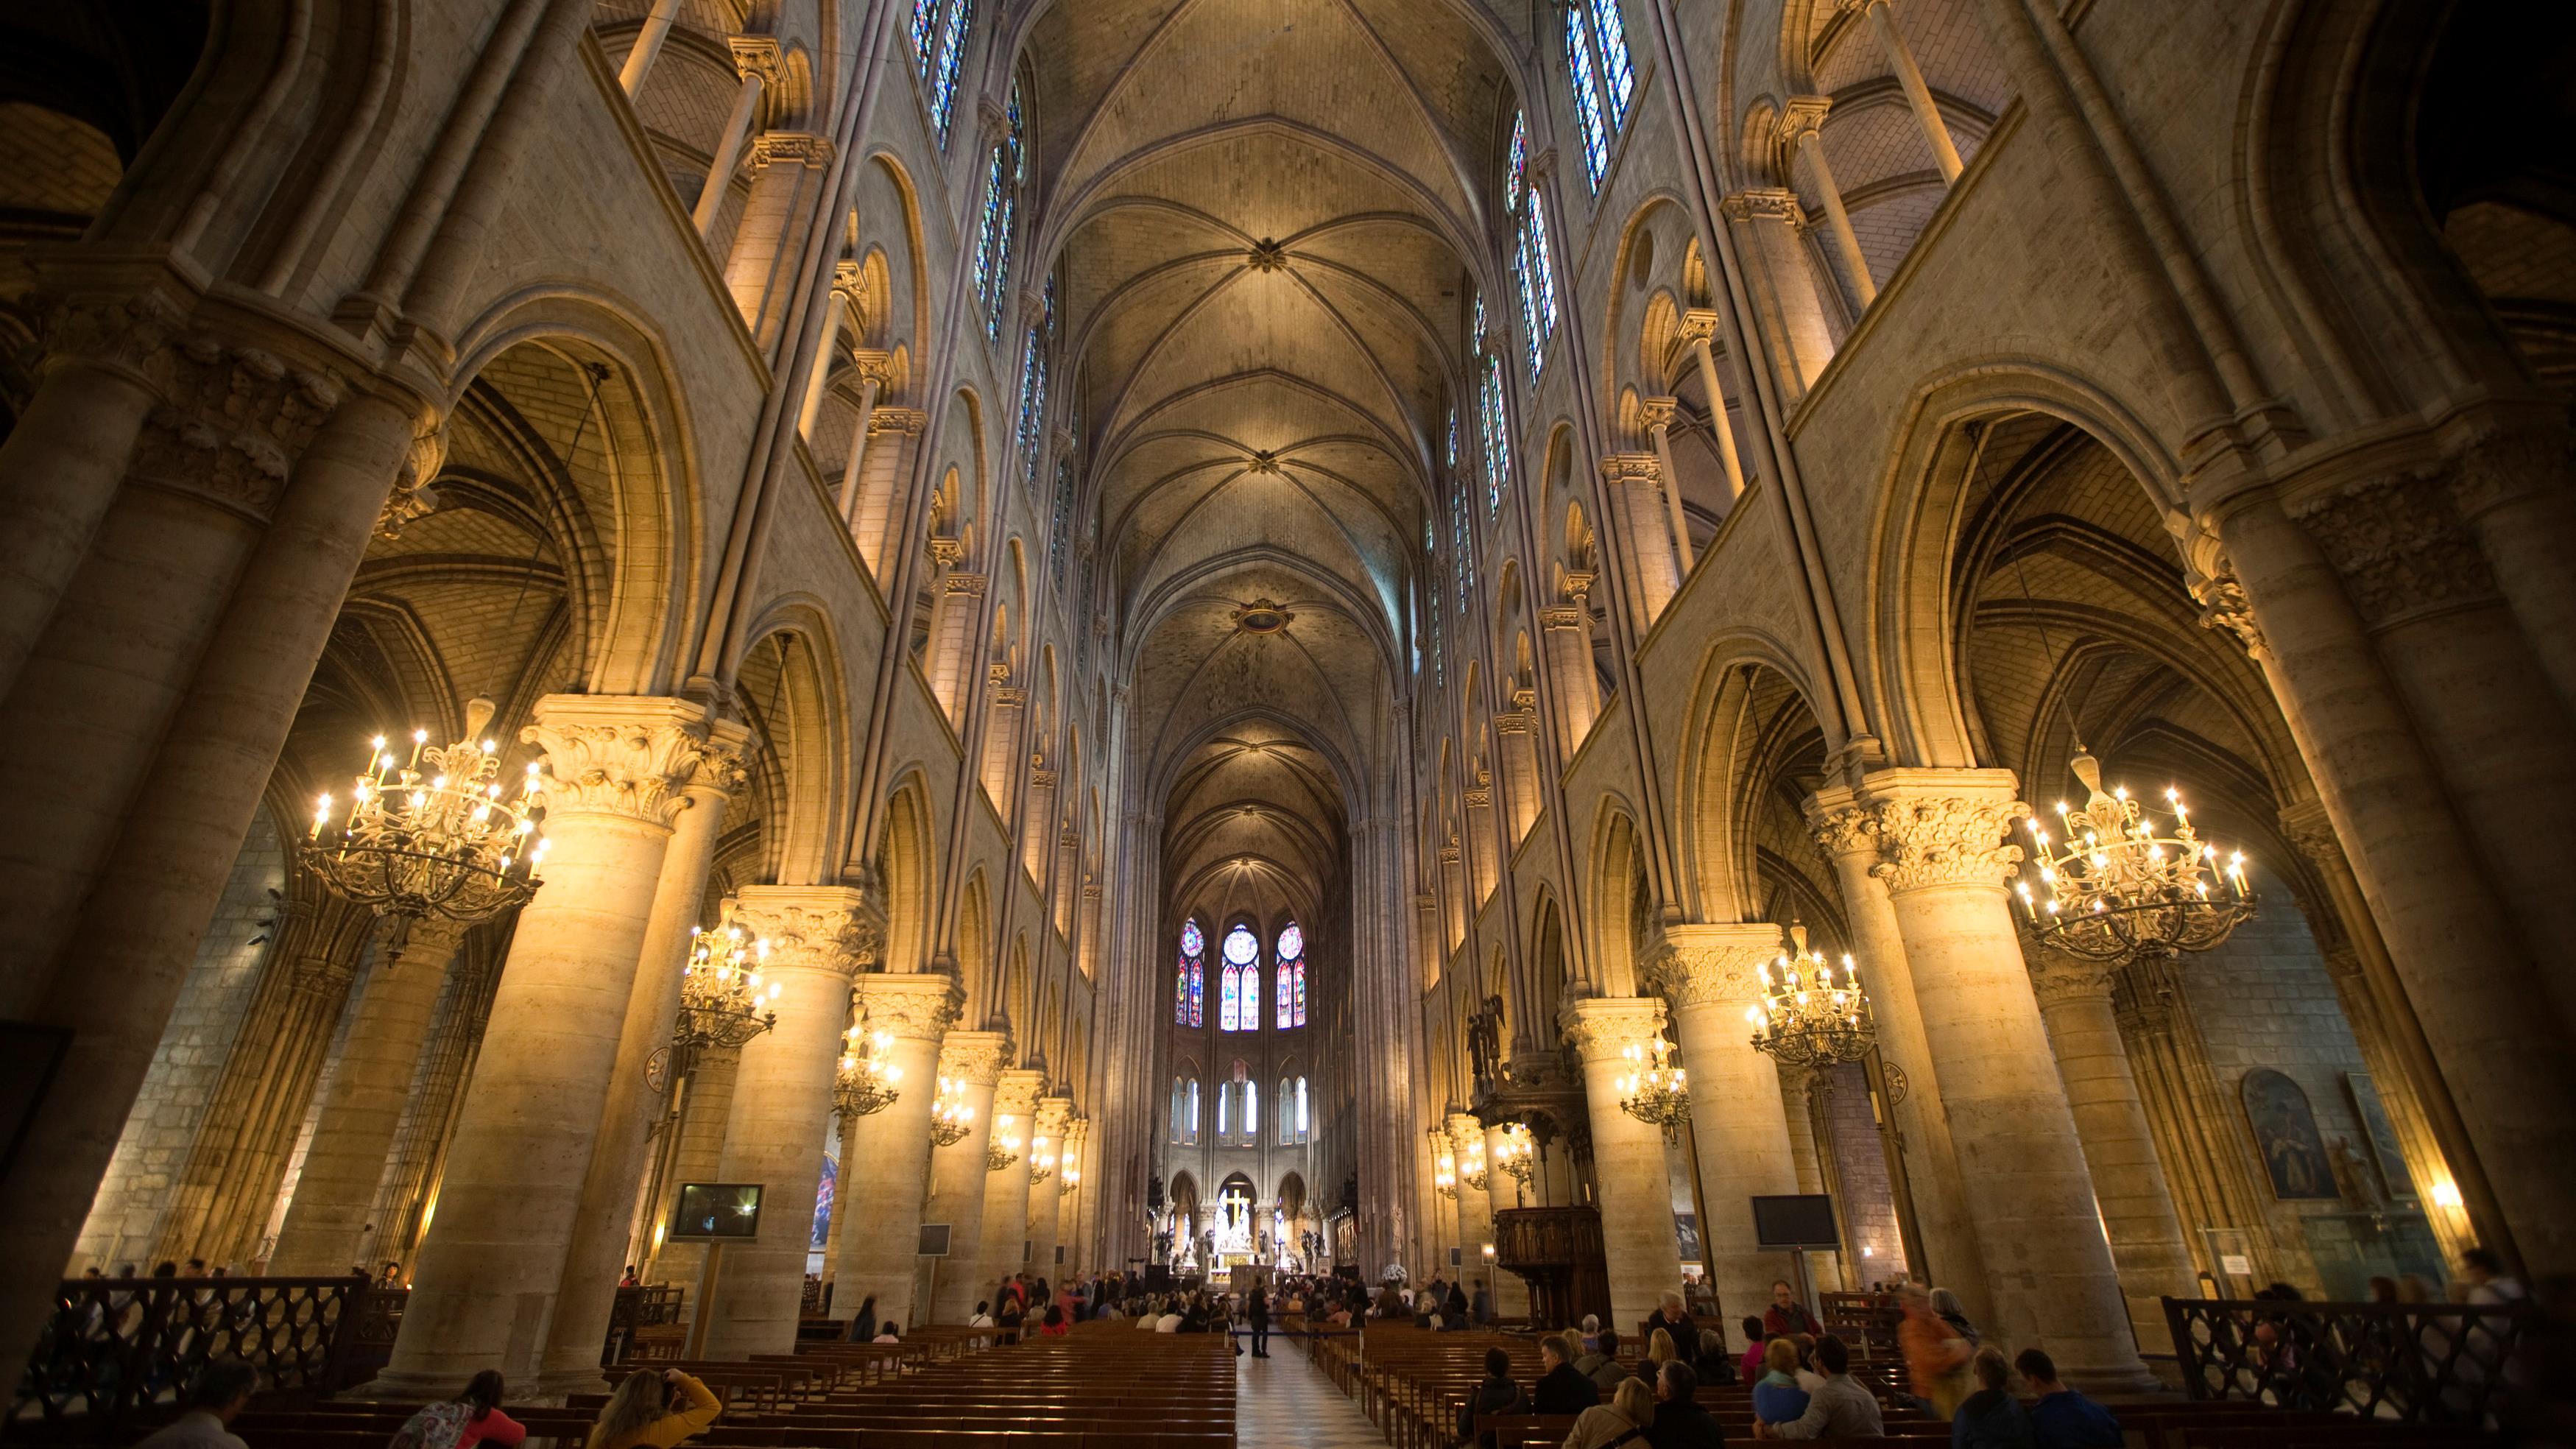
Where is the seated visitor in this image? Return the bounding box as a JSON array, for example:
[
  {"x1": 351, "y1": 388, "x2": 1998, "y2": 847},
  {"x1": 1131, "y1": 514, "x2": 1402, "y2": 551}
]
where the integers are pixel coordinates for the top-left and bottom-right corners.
[
  {"x1": 131, "y1": 1360, "x2": 257, "y2": 1449},
  {"x1": 1752, "y1": 1337, "x2": 1810, "y2": 1429},
  {"x1": 1768, "y1": 1335, "x2": 1883, "y2": 1441},
  {"x1": 2014, "y1": 1350, "x2": 2121, "y2": 1449},
  {"x1": 1533, "y1": 1333, "x2": 1602, "y2": 1413},
  {"x1": 1951, "y1": 1347, "x2": 2032, "y2": 1449},
  {"x1": 390, "y1": 1370, "x2": 524, "y2": 1449},
  {"x1": 1647, "y1": 1361, "x2": 1725, "y2": 1449},
  {"x1": 586, "y1": 1369, "x2": 719, "y2": 1449},
  {"x1": 1455, "y1": 1346, "x2": 1527, "y2": 1449},
  {"x1": 1573, "y1": 1327, "x2": 1623, "y2": 1392},
  {"x1": 1567, "y1": 1378, "x2": 1659, "y2": 1449}
]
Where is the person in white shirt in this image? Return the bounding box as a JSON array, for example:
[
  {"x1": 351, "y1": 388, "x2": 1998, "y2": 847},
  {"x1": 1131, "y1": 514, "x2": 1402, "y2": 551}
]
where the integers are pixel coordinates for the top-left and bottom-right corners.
[
  {"x1": 1154, "y1": 1309, "x2": 1184, "y2": 1332},
  {"x1": 966, "y1": 1300, "x2": 995, "y2": 1328}
]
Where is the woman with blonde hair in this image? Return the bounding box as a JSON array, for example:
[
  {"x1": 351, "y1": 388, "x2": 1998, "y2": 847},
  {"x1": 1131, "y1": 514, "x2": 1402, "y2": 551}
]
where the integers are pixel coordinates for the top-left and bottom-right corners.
[
  {"x1": 586, "y1": 1369, "x2": 719, "y2": 1449},
  {"x1": 1563, "y1": 1377, "x2": 1656, "y2": 1448},
  {"x1": 1646, "y1": 1327, "x2": 1679, "y2": 1368}
]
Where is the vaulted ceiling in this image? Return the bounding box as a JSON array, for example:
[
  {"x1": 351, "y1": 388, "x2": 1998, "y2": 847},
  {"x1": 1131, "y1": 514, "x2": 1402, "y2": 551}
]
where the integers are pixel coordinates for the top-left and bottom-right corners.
[{"x1": 1024, "y1": 0, "x2": 1522, "y2": 913}]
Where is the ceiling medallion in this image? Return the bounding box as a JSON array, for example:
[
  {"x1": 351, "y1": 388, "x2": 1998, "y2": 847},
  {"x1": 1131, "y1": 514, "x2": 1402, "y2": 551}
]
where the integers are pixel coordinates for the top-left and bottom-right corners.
[
  {"x1": 1248, "y1": 238, "x2": 1288, "y2": 272},
  {"x1": 1233, "y1": 597, "x2": 1295, "y2": 635},
  {"x1": 1246, "y1": 449, "x2": 1282, "y2": 475}
]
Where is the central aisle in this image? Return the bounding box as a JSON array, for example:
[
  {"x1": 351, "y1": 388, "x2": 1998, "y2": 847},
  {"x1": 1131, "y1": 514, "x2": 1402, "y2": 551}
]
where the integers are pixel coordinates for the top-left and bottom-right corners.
[{"x1": 1235, "y1": 1339, "x2": 1383, "y2": 1448}]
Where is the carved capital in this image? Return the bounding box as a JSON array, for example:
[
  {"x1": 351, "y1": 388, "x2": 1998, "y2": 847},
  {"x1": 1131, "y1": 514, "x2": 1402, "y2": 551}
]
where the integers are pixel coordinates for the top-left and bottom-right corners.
[
  {"x1": 374, "y1": 417, "x2": 451, "y2": 540},
  {"x1": 1028, "y1": 769, "x2": 1059, "y2": 790},
  {"x1": 1439, "y1": 844, "x2": 1462, "y2": 864},
  {"x1": 1598, "y1": 451, "x2": 1661, "y2": 488},
  {"x1": 1539, "y1": 605, "x2": 1585, "y2": 631},
  {"x1": 1721, "y1": 188, "x2": 1804, "y2": 225},
  {"x1": 853, "y1": 972, "x2": 964, "y2": 1043},
  {"x1": 131, "y1": 334, "x2": 344, "y2": 521},
  {"x1": 868, "y1": 404, "x2": 928, "y2": 437},
  {"x1": 1464, "y1": 787, "x2": 1492, "y2": 809},
  {"x1": 1034, "y1": 1096, "x2": 1075, "y2": 1141},
  {"x1": 1853, "y1": 768, "x2": 2027, "y2": 895},
  {"x1": 1494, "y1": 711, "x2": 1531, "y2": 736},
  {"x1": 936, "y1": 1029, "x2": 1013, "y2": 1088},
  {"x1": 2025, "y1": 948, "x2": 2115, "y2": 1009},
  {"x1": 845, "y1": 349, "x2": 897, "y2": 392},
  {"x1": 40, "y1": 284, "x2": 188, "y2": 381},
  {"x1": 2444, "y1": 423, "x2": 2575, "y2": 521},
  {"x1": 729, "y1": 885, "x2": 872, "y2": 981},
  {"x1": 729, "y1": 35, "x2": 784, "y2": 83},
  {"x1": 1776, "y1": 96, "x2": 1833, "y2": 147},
  {"x1": 521, "y1": 695, "x2": 719, "y2": 828},
  {"x1": 990, "y1": 1067, "x2": 1046, "y2": 1123},
  {"x1": 2276, "y1": 797, "x2": 2346, "y2": 881},
  {"x1": 991, "y1": 684, "x2": 1026, "y2": 708},
  {"x1": 2187, "y1": 558, "x2": 2267, "y2": 657},
  {"x1": 1557, "y1": 994, "x2": 1667, "y2": 1065},
  {"x1": 688, "y1": 718, "x2": 755, "y2": 802},
  {"x1": 945, "y1": 571, "x2": 988, "y2": 597},
  {"x1": 1643, "y1": 923, "x2": 1781, "y2": 1012},
  {"x1": 1802, "y1": 784, "x2": 1879, "y2": 864},
  {"x1": 1678, "y1": 309, "x2": 1722, "y2": 347},
  {"x1": 1638, "y1": 396, "x2": 1680, "y2": 436},
  {"x1": 2288, "y1": 470, "x2": 2496, "y2": 628},
  {"x1": 752, "y1": 131, "x2": 833, "y2": 169}
]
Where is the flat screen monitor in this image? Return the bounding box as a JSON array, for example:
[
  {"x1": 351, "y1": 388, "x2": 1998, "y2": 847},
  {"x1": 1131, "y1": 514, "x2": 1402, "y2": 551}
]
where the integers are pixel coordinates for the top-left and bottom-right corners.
[
  {"x1": 919, "y1": 1224, "x2": 952, "y2": 1257},
  {"x1": 667, "y1": 1182, "x2": 763, "y2": 1241},
  {"x1": 1750, "y1": 1194, "x2": 1841, "y2": 1249}
]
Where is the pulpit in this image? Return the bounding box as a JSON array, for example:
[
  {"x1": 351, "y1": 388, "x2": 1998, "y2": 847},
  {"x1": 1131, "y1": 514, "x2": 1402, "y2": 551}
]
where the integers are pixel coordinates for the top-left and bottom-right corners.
[{"x1": 1492, "y1": 1205, "x2": 1609, "y2": 1330}]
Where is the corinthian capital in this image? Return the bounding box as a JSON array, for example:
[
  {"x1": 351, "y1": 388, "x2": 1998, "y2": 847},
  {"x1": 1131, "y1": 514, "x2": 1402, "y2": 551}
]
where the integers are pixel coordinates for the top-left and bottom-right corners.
[
  {"x1": 991, "y1": 1067, "x2": 1047, "y2": 1124},
  {"x1": 2024, "y1": 947, "x2": 2114, "y2": 1009},
  {"x1": 936, "y1": 1029, "x2": 1013, "y2": 1088},
  {"x1": 1644, "y1": 923, "x2": 1782, "y2": 1009},
  {"x1": 1802, "y1": 783, "x2": 1877, "y2": 863},
  {"x1": 728, "y1": 885, "x2": 874, "y2": 980},
  {"x1": 131, "y1": 334, "x2": 344, "y2": 521},
  {"x1": 1556, "y1": 994, "x2": 1667, "y2": 1065},
  {"x1": 521, "y1": 695, "x2": 721, "y2": 828},
  {"x1": 1034, "y1": 1096, "x2": 1074, "y2": 1140},
  {"x1": 1853, "y1": 768, "x2": 2027, "y2": 895},
  {"x1": 854, "y1": 972, "x2": 964, "y2": 1042}
]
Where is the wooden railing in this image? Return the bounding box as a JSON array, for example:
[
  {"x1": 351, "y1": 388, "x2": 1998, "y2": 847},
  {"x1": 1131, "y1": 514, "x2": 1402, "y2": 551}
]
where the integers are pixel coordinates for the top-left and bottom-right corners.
[
  {"x1": 2163, "y1": 1295, "x2": 2532, "y2": 1424},
  {"x1": 13, "y1": 1276, "x2": 400, "y2": 1436}
]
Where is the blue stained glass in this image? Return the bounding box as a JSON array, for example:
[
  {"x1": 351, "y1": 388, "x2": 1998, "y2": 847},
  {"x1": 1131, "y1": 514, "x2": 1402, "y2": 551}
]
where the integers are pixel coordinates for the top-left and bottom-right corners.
[
  {"x1": 1528, "y1": 194, "x2": 1560, "y2": 340},
  {"x1": 973, "y1": 148, "x2": 1005, "y2": 308},
  {"x1": 1566, "y1": 9, "x2": 1611, "y2": 191},
  {"x1": 1511, "y1": 227, "x2": 1542, "y2": 390},
  {"x1": 1479, "y1": 354, "x2": 1508, "y2": 521},
  {"x1": 930, "y1": 0, "x2": 972, "y2": 141},
  {"x1": 984, "y1": 194, "x2": 1014, "y2": 339},
  {"x1": 1444, "y1": 406, "x2": 1460, "y2": 470},
  {"x1": 1179, "y1": 918, "x2": 1205, "y2": 1027},
  {"x1": 1221, "y1": 963, "x2": 1239, "y2": 1032},
  {"x1": 911, "y1": 0, "x2": 938, "y2": 71},
  {"x1": 1294, "y1": 966, "x2": 1306, "y2": 1026},
  {"x1": 1182, "y1": 919, "x2": 1204, "y2": 955},
  {"x1": 1277, "y1": 955, "x2": 1292, "y2": 1029},
  {"x1": 1590, "y1": 0, "x2": 1634, "y2": 127},
  {"x1": 1507, "y1": 111, "x2": 1528, "y2": 211}
]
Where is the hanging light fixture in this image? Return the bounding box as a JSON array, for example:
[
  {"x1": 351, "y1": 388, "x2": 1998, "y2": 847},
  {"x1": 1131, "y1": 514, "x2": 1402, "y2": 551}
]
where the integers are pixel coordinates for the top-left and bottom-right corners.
[
  {"x1": 928, "y1": 1076, "x2": 975, "y2": 1147},
  {"x1": 1746, "y1": 923, "x2": 1876, "y2": 1068},
  {"x1": 1494, "y1": 1124, "x2": 1535, "y2": 1188},
  {"x1": 1028, "y1": 1131, "x2": 1056, "y2": 1185},
  {"x1": 1059, "y1": 1163, "x2": 1080, "y2": 1197},
  {"x1": 834, "y1": 1022, "x2": 901, "y2": 1118},
  {"x1": 304, "y1": 697, "x2": 546, "y2": 955},
  {"x1": 987, "y1": 1112, "x2": 1023, "y2": 1172},
  {"x1": 1429, "y1": 1127, "x2": 1458, "y2": 1202},
  {"x1": 1456, "y1": 1135, "x2": 1490, "y2": 1194},
  {"x1": 674, "y1": 919, "x2": 779, "y2": 1051},
  {"x1": 2016, "y1": 751, "x2": 2255, "y2": 961},
  {"x1": 1617, "y1": 1032, "x2": 1692, "y2": 1142}
]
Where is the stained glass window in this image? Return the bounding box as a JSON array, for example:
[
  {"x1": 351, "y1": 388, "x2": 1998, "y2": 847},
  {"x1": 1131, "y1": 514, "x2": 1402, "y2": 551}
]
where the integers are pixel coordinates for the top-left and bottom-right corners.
[
  {"x1": 1275, "y1": 921, "x2": 1305, "y2": 1029},
  {"x1": 1589, "y1": 1, "x2": 1634, "y2": 127},
  {"x1": 1527, "y1": 193, "x2": 1560, "y2": 342},
  {"x1": 1221, "y1": 923, "x2": 1259, "y2": 1032},
  {"x1": 1018, "y1": 281, "x2": 1054, "y2": 490},
  {"x1": 928, "y1": 0, "x2": 972, "y2": 142},
  {"x1": 975, "y1": 82, "x2": 1026, "y2": 341},
  {"x1": 1278, "y1": 1078, "x2": 1294, "y2": 1144},
  {"x1": 911, "y1": 0, "x2": 939, "y2": 66},
  {"x1": 1296, "y1": 1076, "x2": 1310, "y2": 1140},
  {"x1": 1245, "y1": 1079, "x2": 1259, "y2": 1136},
  {"x1": 1479, "y1": 353, "x2": 1508, "y2": 524},
  {"x1": 1176, "y1": 918, "x2": 1204, "y2": 1027},
  {"x1": 1566, "y1": 9, "x2": 1612, "y2": 192}
]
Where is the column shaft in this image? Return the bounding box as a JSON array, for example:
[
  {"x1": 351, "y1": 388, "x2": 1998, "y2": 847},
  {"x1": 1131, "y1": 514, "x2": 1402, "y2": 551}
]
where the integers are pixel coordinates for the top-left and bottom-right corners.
[
  {"x1": 1563, "y1": 997, "x2": 1684, "y2": 1336},
  {"x1": 617, "y1": 0, "x2": 685, "y2": 95},
  {"x1": 692, "y1": 71, "x2": 765, "y2": 236},
  {"x1": 1792, "y1": 130, "x2": 1877, "y2": 309},
  {"x1": 971, "y1": 1069, "x2": 1045, "y2": 1312},
  {"x1": 1657, "y1": 924, "x2": 1802, "y2": 1330},
  {"x1": 925, "y1": 1032, "x2": 1009, "y2": 1324},
  {"x1": 1686, "y1": 335, "x2": 1748, "y2": 500},
  {"x1": 1863, "y1": 0, "x2": 1965, "y2": 182},
  {"x1": 830, "y1": 975, "x2": 959, "y2": 1332}
]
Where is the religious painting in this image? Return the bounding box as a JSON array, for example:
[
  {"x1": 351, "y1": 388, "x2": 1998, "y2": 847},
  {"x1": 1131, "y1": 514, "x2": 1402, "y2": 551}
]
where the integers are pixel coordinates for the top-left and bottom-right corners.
[
  {"x1": 2343, "y1": 1071, "x2": 2416, "y2": 1200},
  {"x1": 2241, "y1": 1068, "x2": 2338, "y2": 1199},
  {"x1": 1674, "y1": 1213, "x2": 1701, "y2": 1261},
  {"x1": 813, "y1": 1151, "x2": 838, "y2": 1249}
]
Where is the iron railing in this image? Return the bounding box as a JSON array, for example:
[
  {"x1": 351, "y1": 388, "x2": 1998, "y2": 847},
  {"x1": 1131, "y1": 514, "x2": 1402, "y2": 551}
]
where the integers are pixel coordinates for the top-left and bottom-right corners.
[
  {"x1": 2164, "y1": 1295, "x2": 2531, "y2": 1424},
  {"x1": 13, "y1": 1276, "x2": 399, "y2": 1437}
]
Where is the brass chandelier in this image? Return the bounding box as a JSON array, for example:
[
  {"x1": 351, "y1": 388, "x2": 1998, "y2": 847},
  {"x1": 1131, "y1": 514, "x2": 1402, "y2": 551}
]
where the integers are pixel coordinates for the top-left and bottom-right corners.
[
  {"x1": 1028, "y1": 1132, "x2": 1056, "y2": 1185},
  {"x1": 1494, "y1": 1124, "x2": 1534, "y2": 1188},
  {"x1": 987, "y1": 1111, "x2": 1023, "y2": 1173},
  {"x1": 1429, "y1": 1127, "x2": 1458, "y2": 1201},
  {"x1": 2016, "y1": 751, "x2": 2254, "y2": 961},
  {"x1": 1746, "y1": 923, "x2": 1876, "y2": 1067},
  {"x1": 675, "y1": 920, "x2": 779, "y2": 1051},
  {"x1": 1617, "y1": 1032, "x2": 1691, "y2": 1142},
  {"x1": 834, "y1": 1023, "x2": 901, "y2": 1118},
  {"x1": 1456, "y1": 1135, "x2": 1490, "y2": 1194},
  {"x1": 928, "y1": 1075, "x2": 975, "y2": 1147},
  {"x1": 304, "y1": 697, "x2": 545, "y2": 952}
]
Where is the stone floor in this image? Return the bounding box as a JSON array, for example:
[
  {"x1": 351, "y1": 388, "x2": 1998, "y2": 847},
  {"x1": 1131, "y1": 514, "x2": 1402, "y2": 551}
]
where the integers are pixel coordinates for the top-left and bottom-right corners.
[{"x1": 1235, "y1": 1336, "x2": 1384, "y2": 1448}]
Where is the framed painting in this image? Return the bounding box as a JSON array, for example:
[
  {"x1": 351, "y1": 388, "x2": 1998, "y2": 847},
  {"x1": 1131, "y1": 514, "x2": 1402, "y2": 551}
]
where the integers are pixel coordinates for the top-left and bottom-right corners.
[{"x1": 2241, "y1": 1068, "x2": 2339, "y2": 1199}]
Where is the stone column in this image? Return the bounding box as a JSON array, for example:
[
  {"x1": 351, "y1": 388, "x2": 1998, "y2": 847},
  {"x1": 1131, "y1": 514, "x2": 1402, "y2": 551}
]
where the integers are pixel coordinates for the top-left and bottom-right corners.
[
  {"x1": 1495, "y1": 712, "x2": 1540, "y2": 844},
  {"x1": 1481, "y1": 1122, "x2": 1531, "y2": 1316},
  {"x1": 829, "y1": 973, "x2": 961, "y2": 1332},
  {"x1": 1651, "y1": 924, "x2": 1802, "y2": 1329},
  {"x1": 924, "y1": 1031, "x2": 1009, "y2": 1324},
  {"x1": 1855, "y1": 769, "x2": 2154, "y2": 1391},
  {"x1": 1447, "y1": 1110, "x2": 1497, "y2": 1308},
  {"x1": 851, "y1": 407, "x2": 925, "y2": 574},
  {"x1": 981, "y1": 675, "x2": 1025, "y2": 815},
  {"x1": 1541, "y1": 593, "x2": 1598, "y2": 758},
  {"x1": 1718, "y1": 190, "x2": 1839, "y2": 398},
  {"x1": 539, "y1": 726, "x2": 749, "y2": 1387},
  {"x1": 699, "y1": 887, "x2": 872, "y2": 1358},
  {"x1": 1639, "y1": 398, "x2": 1695, "y2": 575},
  {"x1": 1600, "y1": 454, "x2": 1679, "y2": 627},
  {"x1": 371, "y1": 696, "x2": 715, "y2": 1395},
  {"x1": 1678, "y1": 314, "x2": 1749, "y2": 501},
  {"x1": 617, "y1": 0, "x2": 685, "y2": 95},
  {"x1": 2025, "y1": 950, "x2": 2199, "y2": 1350},
  {"x1": 724, "y1": 131, "x2": 830, "y2": 348},
  {"x1": 363, "y1": 937, "x2": 503, "y2": 1275},
  {"x1": 1844, "y1": 0, "x2": 1964, "y2": 182},
  {"x1": 1028, "y1": 1096, "x2": 1073, "y2": 1277},
  {"x1": 2447, "y1": 425, "x2": 2576, "y2": 717},
  {"x1": 1778, "y1": 98, "x2": 1877, "y2": 310},
  {"x1": 268, "y1": 917, "x2": 471, "y2": 1274},
  {"x1": 973, "y1": 1069, "x2": 1046, "y2": 1300},
  {"x1": 926, "y1": 566, "x2": 984, "y2": 722},
  {"x1": 691, "y1": 39, "x2": 777, "y2": 237},
  {"x1": 1562, "y1": 996, "x2": 1684, "y2": 1337},
  {"x1": 1804, "y1": 786, "x2": 1992, "y2": 1323},
  {"x1": 832, "y1": 353, "x2": 892, "y2": 518},
  {"x1": 651, "y1": 1048, "x2": 741, "y2": 1290}
]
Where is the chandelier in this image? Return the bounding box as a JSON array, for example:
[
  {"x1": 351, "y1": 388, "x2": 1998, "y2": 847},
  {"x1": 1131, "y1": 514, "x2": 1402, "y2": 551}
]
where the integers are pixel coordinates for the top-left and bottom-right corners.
[
  {"x1": 928, "y1": 1075, "x2": 975, "y2": 1147},
  {"x1": 2016, "y1": 752, "x2": 2254, "y2": 961},
  {"x1": 1746, "y1": 923, "x2": 1876, "y2": 1068},
  {"x1": 987, "y1": 1112, "x2": 1023, "y2": 1173},
  {"x1": 1429, "y1": 1128, "x2": 1458, "y2": 1202},
  {"x1": 1494, "y1": 1124, "x2": 1534, "y2": 1188},
  {"x1": 1028, "y1": 1132, "x2": 1056, "y2": 1185},
  {"x1": 833, "y1": 1023, "x2": 901, "y2": 1118},
  {"x1": 304, "y1": 698, "x2": 545, "y2": 951},
  {"x1": 675, "y1": 922, "x2": 778, "y2": 1051},
  {"x1": 1457, "y1": 1135, "x2": 1491, "y2": 1194},
  {"x1": 1617, "y1": 1033, "x2": 1692, "y2": 1143}
]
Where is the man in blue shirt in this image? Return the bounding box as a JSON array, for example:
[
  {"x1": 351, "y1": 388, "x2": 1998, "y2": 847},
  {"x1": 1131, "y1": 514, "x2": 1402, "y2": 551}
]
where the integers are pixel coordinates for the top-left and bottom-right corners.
[{"x1": 2013, "y1": 1350, "x2": 2122, "y2": 1449}]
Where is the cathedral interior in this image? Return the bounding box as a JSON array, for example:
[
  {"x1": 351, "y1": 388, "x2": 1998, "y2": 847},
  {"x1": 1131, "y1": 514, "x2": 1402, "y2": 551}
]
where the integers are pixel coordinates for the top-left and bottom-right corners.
[{"x1": 0, "y1": 0, "x2": 2571, "y2": 1428}]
